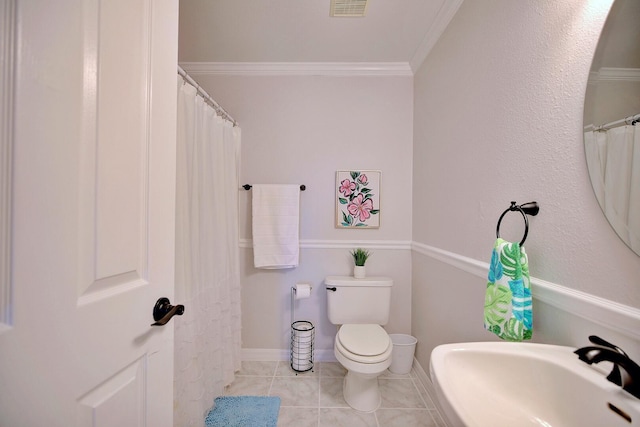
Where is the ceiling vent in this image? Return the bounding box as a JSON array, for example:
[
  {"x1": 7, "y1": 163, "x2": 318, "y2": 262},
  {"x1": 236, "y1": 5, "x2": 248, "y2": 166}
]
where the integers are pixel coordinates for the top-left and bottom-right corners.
[{"x1": 330, "y1": 0, "x2": 368, "y2": 17}]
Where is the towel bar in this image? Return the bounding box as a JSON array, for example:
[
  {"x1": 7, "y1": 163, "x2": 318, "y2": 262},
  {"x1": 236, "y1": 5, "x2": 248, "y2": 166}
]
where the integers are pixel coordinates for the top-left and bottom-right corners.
[
  {"x1": 496, "y1": 201, "x2": 539, "y2": 246},
  {"x1": 242, "y1": 184, "x2": 306, "y2": 191}
]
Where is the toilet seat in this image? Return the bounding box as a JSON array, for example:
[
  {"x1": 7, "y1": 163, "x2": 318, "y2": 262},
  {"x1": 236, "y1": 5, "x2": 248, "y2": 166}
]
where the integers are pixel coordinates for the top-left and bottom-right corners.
[{"x1": 336, "y1": 324, "x2": 392, "y2": 364}]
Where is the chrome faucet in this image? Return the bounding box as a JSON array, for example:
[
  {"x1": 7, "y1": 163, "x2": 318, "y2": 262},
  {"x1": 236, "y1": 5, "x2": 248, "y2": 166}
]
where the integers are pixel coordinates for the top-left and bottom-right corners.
[{"x1": 574, "y1": 335, "x2": 640, "y2": 399}]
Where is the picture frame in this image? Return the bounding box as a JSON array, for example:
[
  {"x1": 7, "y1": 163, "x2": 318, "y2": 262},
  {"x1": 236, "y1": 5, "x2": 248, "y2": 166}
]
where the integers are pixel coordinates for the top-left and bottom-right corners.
[{"x1": 335, "y1": 170, "x2": 380, "y2": 228}]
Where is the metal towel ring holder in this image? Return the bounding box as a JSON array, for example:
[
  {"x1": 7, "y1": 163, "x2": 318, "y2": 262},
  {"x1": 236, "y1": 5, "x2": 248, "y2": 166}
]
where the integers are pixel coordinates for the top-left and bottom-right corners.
[{"x1": 496, "y1": 201, "x2": 540, "y2": 246}]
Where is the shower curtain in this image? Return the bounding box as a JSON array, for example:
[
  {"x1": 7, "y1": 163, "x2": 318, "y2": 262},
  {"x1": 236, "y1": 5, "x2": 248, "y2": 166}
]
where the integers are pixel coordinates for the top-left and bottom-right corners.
[
  {"x1": 174, "y1": 75, "x2": 242, "y2": 427},
  {"x1": 584, "y1": 125, "x2": 640, "y2": 252}
]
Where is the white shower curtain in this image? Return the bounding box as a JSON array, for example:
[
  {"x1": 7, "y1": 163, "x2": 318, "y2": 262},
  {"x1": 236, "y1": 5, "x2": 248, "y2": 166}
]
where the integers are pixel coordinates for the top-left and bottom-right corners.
[
  {"x1": 603, "y1": 126, "x2": 634, "y2": 244},
  {"x1": 584, "y1": 129, "x2": 607, "y2": 208},
  {"x1": 584, "y1": 125, "x2": 639, "y2": 250},
  {"x1": 628, "y1": 127, "x2": 640, "y2": 252},
  {"x1": 174, "y1": 76, "x2": 242, "y2": 427}
]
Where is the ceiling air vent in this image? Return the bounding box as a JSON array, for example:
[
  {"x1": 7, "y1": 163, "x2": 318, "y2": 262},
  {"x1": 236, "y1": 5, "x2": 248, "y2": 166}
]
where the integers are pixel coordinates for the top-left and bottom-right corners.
[{"x1": 330, "y1": 0, "x2": 368, "y2": 17}]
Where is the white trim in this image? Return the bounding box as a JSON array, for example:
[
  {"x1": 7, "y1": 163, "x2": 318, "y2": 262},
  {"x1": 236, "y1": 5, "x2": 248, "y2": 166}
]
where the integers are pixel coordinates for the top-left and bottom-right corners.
[
  {"x1": 239, "y1": 238, "x2": 412, "y2": 250},
  {"x1": 412, "y1": 357, "x2": 434, "y2": 402},
  {"x1": 179, "y1": 62, "x2": 413, "y2": 77},
  {"x1": 412, "y1": 241, "x2": 640, "y2": 341},
  {"x1": 590, "y1": 67, "x2": 640, "y2": 82},
  {"x1": 532, "y1": 277, "x2": 640, "y2": 341},
  {"x1": 411, "y1": 241, "x2": 486, "y2": 277},
  {"x1": 412, "y1": 357, "x2": 451, "y2": 427},
  {"x1": 409, "y1": 0, "x2": 464, "y2": 73},
  {"x1": 0, "y1": 0, "x2": 15, "y2": 329}
]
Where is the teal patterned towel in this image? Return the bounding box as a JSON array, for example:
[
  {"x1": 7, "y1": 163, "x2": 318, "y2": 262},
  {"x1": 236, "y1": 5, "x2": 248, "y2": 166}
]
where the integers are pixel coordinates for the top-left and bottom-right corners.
[{"x1": 484, "y1": 238, "x2": 533, "y2": 341}]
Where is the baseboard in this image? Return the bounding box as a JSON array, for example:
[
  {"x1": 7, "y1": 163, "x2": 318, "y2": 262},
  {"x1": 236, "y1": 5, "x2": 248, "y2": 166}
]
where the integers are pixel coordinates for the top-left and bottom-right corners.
[
  {"x1": 242, "y1": 348, "x2": 431, "y2": 383},
  {"x1": 412, "y1": 358, "x2": 451, "y2": 427},
  {"x1": 411, "y1": 357, "x2": 436, "y2": 403},
  {"x1": 241, "y1": 348, "x2": 336, "y2": 362}
]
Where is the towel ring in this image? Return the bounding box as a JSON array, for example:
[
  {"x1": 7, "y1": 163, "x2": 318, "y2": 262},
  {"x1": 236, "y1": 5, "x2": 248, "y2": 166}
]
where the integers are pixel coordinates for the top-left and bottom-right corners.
[{"x1": 496, "y1": 201, "x2": 539, "y2": 246}]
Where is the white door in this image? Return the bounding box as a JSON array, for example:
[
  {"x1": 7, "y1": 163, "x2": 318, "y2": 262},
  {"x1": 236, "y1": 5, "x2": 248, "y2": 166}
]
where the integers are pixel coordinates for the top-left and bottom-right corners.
[{"x1": 0, "y1": 1, "x2": 179, "y2": 426}]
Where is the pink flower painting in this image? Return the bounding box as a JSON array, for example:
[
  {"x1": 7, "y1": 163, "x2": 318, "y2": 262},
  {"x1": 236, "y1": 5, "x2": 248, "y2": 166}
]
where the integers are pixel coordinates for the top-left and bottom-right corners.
[
  {"x1": 339, "y1": 179, "x2": 356, "y2": 197},
  {"x1": 336, "y1": 170, "x2": 380, "y2": 228},
  {"x1": 348, "y1": 194, "x2": 373, "y2": 222}
]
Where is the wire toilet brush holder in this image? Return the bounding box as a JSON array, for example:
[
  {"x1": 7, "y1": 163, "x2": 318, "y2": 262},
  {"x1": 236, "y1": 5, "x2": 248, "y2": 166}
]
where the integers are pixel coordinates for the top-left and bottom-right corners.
[{"x1": 290, "y1": 286, "x2": 314, "y2": 373}]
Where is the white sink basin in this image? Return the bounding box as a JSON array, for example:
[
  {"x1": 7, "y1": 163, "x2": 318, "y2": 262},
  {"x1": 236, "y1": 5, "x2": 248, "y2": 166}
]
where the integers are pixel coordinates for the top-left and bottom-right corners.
[{"x1": 430, "y1": 342, "x2": 640, "y2": 427}]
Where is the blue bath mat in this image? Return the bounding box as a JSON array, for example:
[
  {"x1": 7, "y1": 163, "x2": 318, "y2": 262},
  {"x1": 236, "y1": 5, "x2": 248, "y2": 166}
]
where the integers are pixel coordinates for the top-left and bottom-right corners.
[{"x1": 205, "y1": 396, "x2": 281, "y2": 427}]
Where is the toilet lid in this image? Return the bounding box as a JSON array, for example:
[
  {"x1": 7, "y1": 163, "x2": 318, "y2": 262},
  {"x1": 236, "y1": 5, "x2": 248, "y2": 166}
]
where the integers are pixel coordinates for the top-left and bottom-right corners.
[{"x1": 337, "y1": 324, "x2": 390, "y2": 357}]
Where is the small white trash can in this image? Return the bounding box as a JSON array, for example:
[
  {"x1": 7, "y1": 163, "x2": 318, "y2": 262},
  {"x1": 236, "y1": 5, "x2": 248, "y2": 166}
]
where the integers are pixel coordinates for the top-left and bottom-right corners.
[{"x1": 389, "y1": 334, "x2": 417, "y2": 375}]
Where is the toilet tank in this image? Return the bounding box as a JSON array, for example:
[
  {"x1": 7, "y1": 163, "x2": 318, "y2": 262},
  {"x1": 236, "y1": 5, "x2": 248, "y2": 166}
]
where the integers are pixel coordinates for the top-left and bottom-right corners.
[{"x1": 325, "y1": 276, "x2": 393, "y2": 325}]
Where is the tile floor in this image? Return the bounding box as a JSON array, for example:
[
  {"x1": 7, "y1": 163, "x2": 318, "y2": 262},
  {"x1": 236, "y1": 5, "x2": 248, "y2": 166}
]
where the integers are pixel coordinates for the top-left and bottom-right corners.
[{"x1": 223, "y1": 360, "x2": 447, "y2": 427}]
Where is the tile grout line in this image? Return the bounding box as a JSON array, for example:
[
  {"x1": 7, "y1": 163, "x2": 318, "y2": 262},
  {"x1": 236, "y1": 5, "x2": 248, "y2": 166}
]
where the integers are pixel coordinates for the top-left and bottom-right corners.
[
  {"x1": 317, "y1": 362, "x2": 321, "y2": 427},
  {"x1": 410, "y1": 374, "x2": 441, "y2": 426},
  {"x1": 236, "y1": 361, "x2": 442, "y2": 426},
  {"x1": 374, "y1": 407, "x2": 381, "y2": 427},
  {"x1": 317, "y1": 362, "x2": 321, "y2": 408},
  {"x1": 410, "y1": 375, "x2": 429, "y2": 409},
  {"x1": 268, "y1": 361, "x2": 277, "y2": 396}
]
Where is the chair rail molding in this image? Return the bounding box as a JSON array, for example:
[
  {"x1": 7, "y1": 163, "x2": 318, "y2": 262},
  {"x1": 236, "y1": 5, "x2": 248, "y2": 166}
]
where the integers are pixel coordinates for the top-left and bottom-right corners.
[
  {"x1": 239, "y1": 238, "x2": 412, "y2": 250},
  {"x1": 239, "y1": 239, "x2": 640, "y2": 340},
  {"x1": 412, "y1": 241, "x2": 640, "y2": 341}
]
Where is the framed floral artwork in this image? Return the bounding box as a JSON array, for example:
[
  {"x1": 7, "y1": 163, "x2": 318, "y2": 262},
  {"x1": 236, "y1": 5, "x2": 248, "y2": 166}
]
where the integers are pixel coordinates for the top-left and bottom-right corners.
[{"x1": 336, "y1": 170, "x2": 380, "y2": 228}]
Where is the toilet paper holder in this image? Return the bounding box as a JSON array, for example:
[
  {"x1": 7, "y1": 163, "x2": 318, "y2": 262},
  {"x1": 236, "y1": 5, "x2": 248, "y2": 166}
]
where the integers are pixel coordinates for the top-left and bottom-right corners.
[
  {"x1": 290, "y1": 284, "x2": 312, "y2": 325},
  {"x1": 290, "y1": 284, "x2": 314, "y2": 374}
]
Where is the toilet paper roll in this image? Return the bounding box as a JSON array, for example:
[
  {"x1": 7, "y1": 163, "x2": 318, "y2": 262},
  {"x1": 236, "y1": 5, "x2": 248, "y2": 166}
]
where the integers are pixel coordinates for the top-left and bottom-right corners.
[
  {"x1": 294, "y1": 283, "x2": 311, "y2": 299},
  {"x1": 293, "y1": 332, "x2": 312, "y2": 341}
]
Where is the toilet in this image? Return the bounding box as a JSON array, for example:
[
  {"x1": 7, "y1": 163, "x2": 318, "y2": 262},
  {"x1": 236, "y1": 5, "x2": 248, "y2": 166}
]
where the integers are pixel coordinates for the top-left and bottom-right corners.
[{"x1": 325, "y1": 276, "x2": 393, "y2": 412}]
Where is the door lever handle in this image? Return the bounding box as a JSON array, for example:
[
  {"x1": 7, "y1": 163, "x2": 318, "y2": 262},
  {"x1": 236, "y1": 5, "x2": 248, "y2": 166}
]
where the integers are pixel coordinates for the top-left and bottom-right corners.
[{"x1": 151, "y1": 297, "x2": 185, "y2": 326}]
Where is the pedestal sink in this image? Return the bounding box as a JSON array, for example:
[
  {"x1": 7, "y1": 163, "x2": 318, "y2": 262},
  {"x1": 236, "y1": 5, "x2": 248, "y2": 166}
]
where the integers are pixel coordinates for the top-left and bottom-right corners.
[{"x1": 430, "y1": 342, "x2": 640, "y2": 427}]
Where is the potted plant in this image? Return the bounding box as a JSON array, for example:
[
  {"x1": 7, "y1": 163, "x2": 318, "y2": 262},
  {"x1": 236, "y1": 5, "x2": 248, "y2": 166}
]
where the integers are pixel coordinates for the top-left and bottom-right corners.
[{"x1": 350, "y1": 248, "x2": 371, "y2": 278}]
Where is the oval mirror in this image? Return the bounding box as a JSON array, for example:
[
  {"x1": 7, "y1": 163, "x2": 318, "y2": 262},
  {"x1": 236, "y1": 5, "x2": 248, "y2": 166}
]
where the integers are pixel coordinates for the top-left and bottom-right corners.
[{"x1": 583, "y1": 0, "x2": 640, "y2": 256}]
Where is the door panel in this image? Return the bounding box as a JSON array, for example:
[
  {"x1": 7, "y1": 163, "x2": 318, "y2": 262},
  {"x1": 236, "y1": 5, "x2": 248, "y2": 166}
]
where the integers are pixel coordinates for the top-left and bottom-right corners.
[
  {"x1": 77, "y1": 355, "x2": 147, "y2": 426},
  {"x1": 92, "y1": 0, "x2": 147, "y2": 282},
  {"x1": 79, "y1": 0, "x2": 150, "y2": 301},
  {"x1": 0, "y1": 1, "x2": 178, "y2": 426}
]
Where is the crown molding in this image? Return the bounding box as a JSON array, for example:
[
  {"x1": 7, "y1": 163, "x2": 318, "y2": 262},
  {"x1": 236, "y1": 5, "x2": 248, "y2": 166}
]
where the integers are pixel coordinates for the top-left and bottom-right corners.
[
  {"x1": 409, "y1": 0, "x2": 464, "y2": 73},
  {"x1": 179, "y1": 61, "x2": 413, "y2": 77},
  {"x1": 179, "y1": 1, "x2": 463, "y2": 77},
  {"x1": 590, "y1": 67, "x2": 640, "y2": 82}
]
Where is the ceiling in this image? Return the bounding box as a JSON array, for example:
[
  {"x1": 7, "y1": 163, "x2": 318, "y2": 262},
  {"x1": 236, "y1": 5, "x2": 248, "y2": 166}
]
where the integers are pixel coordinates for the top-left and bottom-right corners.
[{"x1": 178, "y1": 0, "x2": 462, "y2": 72}]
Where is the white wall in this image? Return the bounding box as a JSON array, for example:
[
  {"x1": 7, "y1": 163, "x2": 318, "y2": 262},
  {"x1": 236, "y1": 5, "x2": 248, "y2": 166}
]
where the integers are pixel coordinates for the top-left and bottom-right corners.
[
  {"x1": 192, "y1": 74, "x2": 414, "y2": 358},
  {"x1": 411, "y1": 0, "x2": 640, "y2": 370},
  {"x1": 186, "y1": 0, "x2": 640, "y2": 372}
]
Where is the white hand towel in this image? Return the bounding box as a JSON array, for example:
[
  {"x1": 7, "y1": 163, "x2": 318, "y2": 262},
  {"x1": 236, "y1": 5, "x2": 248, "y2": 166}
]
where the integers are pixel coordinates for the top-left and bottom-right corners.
[{"x1": 252, "y1": 184, "x2": 300, "y2": 269}]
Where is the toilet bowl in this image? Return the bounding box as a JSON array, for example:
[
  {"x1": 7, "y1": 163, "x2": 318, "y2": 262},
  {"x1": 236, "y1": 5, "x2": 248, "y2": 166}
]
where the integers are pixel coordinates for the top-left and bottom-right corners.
[
  {"x1": 325, "y1": 276, "x2": 394, "y2": 413},
  {"x1": 333, "y1": 324, "x2": 393, "y2": 412}
]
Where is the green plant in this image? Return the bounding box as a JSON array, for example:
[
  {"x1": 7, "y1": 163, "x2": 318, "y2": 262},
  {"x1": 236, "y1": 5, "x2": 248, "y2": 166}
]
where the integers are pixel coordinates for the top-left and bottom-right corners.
[{"x1": 350, "y1": 248, "x2": 371, "y2": 266}]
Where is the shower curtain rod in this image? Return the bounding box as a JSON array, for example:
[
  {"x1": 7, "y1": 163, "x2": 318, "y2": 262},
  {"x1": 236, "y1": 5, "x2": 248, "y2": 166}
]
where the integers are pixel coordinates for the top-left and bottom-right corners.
[
  {"x1": 586, "y1": 113, "x2": 640, "y2": 132},
  {"x1": 178, "y1": 65, "x2": 237, "y2": 126}
]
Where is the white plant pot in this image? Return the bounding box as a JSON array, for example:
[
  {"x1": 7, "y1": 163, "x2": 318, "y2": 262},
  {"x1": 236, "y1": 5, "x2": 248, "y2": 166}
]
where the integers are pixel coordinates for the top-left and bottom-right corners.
[{"x1": 354, "y1": 266, "x2": 366, "y2": 279}]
